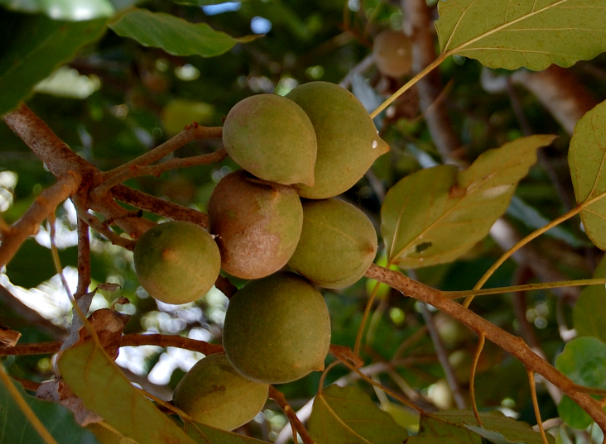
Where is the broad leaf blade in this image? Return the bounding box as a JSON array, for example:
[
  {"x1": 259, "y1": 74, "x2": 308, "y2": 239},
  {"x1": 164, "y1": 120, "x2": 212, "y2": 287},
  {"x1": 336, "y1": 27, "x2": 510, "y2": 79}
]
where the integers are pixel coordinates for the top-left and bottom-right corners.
[
  {"x1": 0, "y1": 14, "x2": 108, "y2": 116},
  {"x1": 184, "y1": 422, "x2": 268, "y2": 443},
  {"x1": 59, "y1": 340, "x2": 198, "y2": 444},
  {"x1": 109, "y1": 9, "x2": 256, "y2": 57},
  {"x1": 436, "y1": 0, "x2": 606, "y2": 70},
  {"x1": 569, "y1": 100, "x2": 606, "y2": 249},
  {"x1": 382, "y1": 135, "x2": 555, "y2": 268},
  {"x1": 308, "y1": 385, "x2": 408, "y2": 444},
  {"x1": 0, "y1": 377, "x2": 99, "y2": 444},
  {"x1": 573, "y1": 254, "x2": 606, "y2": 342}
]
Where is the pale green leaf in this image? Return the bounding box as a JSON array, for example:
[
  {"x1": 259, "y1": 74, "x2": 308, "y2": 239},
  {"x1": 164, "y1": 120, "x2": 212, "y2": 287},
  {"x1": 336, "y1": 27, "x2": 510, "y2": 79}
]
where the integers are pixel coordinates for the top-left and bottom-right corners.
[
  {"x1": 0, "y1": 377, "x2": 100, "y2": 444},
  {"x1": 436, "y1": 0, "x2": 606, "y2": 70},
  {"x1": 0, "y1": 15, "x2": 107, "y2": 116},
  {"x1": 308, "y1": 385, "x2": 408, "y2": 444},
  {"x1": 382, "y1": 135, "x2": 556, "y2": 268},
  {"x1": 109, "y1": 9, "x2": 257, "y2": 57},
  {"x1": 569, "y1": 99, "x2": 606, "y2": 249},
  {"x1": 0, "y1": 0, "x2": 113, "y2": 20},
  {"x1": 58, "y1": 340, "x2": 194, "y2": 444},
  {"x1": 573, "y1": 254, "x2": 606, "y2": 341}
]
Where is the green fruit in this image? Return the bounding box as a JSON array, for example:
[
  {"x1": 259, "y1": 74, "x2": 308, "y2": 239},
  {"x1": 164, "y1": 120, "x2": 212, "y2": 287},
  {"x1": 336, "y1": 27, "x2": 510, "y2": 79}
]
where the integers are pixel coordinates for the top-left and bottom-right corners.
[
  {"x1": 209, "y1": 170, "x2": 303, "y2": 279},
  {"x1": 286, "y1": 81, "x2": 390, "y2": 199},
  {"x1": 372, "y1": 30, "x2": 413, "y2": 78},
  {"x1": 288, "y1": 199, "x2": 378, "y2": 288},
  {"x1": 223, "y1": 272, "x2": 331, "y2": 384},
  {"x1": 173, "y1": 353, "x2": 269, "y2": 431},
  {"x1": 222, "y1": 94, "x2": 317, "y2": 186},
  {"x1": 134, "y1": 221, "x2": 220, "y2": 305}
]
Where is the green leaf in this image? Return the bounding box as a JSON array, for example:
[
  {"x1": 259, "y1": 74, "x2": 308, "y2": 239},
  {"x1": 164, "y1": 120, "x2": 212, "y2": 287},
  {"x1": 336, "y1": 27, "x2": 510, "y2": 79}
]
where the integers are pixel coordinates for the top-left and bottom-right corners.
[
  {"x1": 382, "y1": 135, "x2": 556, "y2": 268},
  {"x1": 308, "y1": 385, "x2": 408, "y2": 444},
  {"x1": 109, "y1": 9, "x2": 257, "y2": 57},
  {"x1": 58, "y1": 340, "x2": 198, "y2": 444},
  {"x1": 184, "y1": 422, "x2": 268, "y2": 443},
  {"x1": 0, "y1": 14, "x2": 107, "y2": 116},
  {"x1": 0, "y1": 0, "x2": 113, "y2": 20},
  {"x1": 436, "y1": 0, "x2": 606, "y2": 70},
  {"x1": 407, "y1": 410, "x2": 553, "y2": 444},
  {"x1": 569, "y1": 100, "x2": 606, "y2": 250},
  {"x1": 557, "y1": 395, "x2": 593, "y2": 430},
  {"x1": 0, "y1": 376, "x2": 100, "y2": 444},
  {"x1": 573, "y1": 254, "x2": 606, "y2": 341}
]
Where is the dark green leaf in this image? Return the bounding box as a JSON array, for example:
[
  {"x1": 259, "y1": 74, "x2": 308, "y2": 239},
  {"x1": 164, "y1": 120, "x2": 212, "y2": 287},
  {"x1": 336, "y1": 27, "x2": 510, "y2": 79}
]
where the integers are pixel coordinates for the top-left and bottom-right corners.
[
  {"x1": 557, "y1": 395, "x2": 593, "y2": 430},
  {"x1": 573, "y1": 254, "x2": 606, "y2": 342},
  {"x1": 109, "y1": 9, "x2": 257, "y2": 57},
  {"x1": 436, "y1": 0, "x2": 606, "y2": 70},
  {"x1": 0, "y1": 14, "x2": 107, "y2": 116},
  {"x1": 308, "y1": 385, "x2": 408, "y2": 444},
  {"x1": 0, "y1": 376, "x2": 100, "y2": 444}
]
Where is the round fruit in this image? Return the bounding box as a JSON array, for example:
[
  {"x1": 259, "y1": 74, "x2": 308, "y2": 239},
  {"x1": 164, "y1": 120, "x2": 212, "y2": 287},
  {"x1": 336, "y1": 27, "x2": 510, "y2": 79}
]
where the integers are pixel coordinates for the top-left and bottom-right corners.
[
  {"x1": 288, "y1": 199, "x2": 378, "y2": 288},
  {"x1": 134, "y1": 221, "x2": 220, "y2": 305},
  {"x1": 222, "y1": 94, "x2": 317, "y2": 186},
  {"x1": 372, "y1": 30, "x2": 413, "y2": 78},
  {"x1": 286, "y1": 81, "x2": 390, "y2": 199},
  {"x1": 223, "y1": 272, "x2": 331, "y2": 384},
  {"x1": 209, "y1": 170, "x2": 303, "y2": 279},
  {"x1": 173, "y1": 353, "x2": 269, "y2": 431}
]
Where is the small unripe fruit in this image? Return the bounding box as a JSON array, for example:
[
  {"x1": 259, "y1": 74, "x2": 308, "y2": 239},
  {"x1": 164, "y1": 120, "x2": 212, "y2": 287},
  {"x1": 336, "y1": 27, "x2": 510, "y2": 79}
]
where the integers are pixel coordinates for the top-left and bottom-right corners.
[
  {"x1": 372, "y1": 30, "x2": 413, "y2": 78},
  {"x1": 223, "y1": 272, "x2": 331, "y2": 384},
  {"x1": 208, "y1": 171, "x2": 303, "y2": 279},
  {"x1": 286, "y1": 82, "x2": 390, "y2": 199},
  {"x1": 288, "y1": 199, "x2": 378, "y2": 288},
  {"x1": 222, "y1": 94, "x2": 317, "y2": 186},
  {"x1": 173, "y1": 354, "x2": 269, "y2": 431},
  {"x1": 134, "y1": 221, "x2": 220, "y2": 305}
]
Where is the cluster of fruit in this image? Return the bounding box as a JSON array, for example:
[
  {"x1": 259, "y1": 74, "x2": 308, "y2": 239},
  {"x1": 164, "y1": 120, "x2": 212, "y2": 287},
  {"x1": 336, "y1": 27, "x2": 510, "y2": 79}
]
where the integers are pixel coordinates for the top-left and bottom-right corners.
[{"x1": 132, "y1": 81, "x2": 390, "y2": 430}]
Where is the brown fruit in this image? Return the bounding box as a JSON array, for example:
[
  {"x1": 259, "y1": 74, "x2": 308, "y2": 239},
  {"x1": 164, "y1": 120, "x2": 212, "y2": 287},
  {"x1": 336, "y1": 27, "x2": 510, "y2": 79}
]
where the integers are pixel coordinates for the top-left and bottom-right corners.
[
  {"x1": 134, "y1": 221, "x2": 221, "y2": 305},
  {"x1": 286, "y1": 81, "x2": 390, "y2": 199},
  {"x1": 208, "y1": 170, "x2": 303, "y2": 279},
  {"x1": 173, "y1": 353, "x2": 269, "y2": 431},
  {"x1": 288, "y1": 199, "x2": 378, "y2": 288},
  {"x1": 222, "y1": 94, "x2": 317, "y2": 186},
  {"x1": 372, "y1": 30, "x2": 413, "y2": 78},
  {"x1": 223, "y1": 272, "x2": 331, "y2": 384}
]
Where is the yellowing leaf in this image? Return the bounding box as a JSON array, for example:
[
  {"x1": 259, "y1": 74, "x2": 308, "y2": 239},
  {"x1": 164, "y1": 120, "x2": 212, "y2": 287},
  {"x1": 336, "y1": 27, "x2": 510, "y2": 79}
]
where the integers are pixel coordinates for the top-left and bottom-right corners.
[
  {"x1": 569, "y1": 100, "x2": 606, "y2": 249},
  {"x1": 308, "y1": 385, "x2": 408, "y2": 444},
  {"x1": 382, "y1": 135, "x2": 556, "y2": 268},
  {"x1": 436, "y1": 0, "x2": 606, "y2": 70}
]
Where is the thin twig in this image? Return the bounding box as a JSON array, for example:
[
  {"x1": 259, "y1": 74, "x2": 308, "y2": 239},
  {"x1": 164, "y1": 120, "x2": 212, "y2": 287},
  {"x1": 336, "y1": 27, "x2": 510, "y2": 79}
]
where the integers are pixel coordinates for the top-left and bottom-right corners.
[
  {"x1": 75, "y1": 216, "x2": 91, "y2": 299},
  {"x1": 528, "y1": 369, "x2": 550, "y2": 444},
  {"x1": 269, "y1": 386, "x2": 315, "y2": 444}
]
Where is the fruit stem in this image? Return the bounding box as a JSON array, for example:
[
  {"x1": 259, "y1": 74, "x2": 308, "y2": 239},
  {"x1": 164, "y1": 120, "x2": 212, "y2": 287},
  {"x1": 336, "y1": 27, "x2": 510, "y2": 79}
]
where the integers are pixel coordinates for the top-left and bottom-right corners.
[
  {"x1": 354, "y1": 278, "x2": 383, "y2": 355},
  {"x1": 370, "y1": 52, "x2": 450, "y2": 119},
  {"x1": 446, "y1": 278, "x2": 606, "y2": 299},
  {"x1": 528, "y1": 368, "x2": 550, "y2": 444}
]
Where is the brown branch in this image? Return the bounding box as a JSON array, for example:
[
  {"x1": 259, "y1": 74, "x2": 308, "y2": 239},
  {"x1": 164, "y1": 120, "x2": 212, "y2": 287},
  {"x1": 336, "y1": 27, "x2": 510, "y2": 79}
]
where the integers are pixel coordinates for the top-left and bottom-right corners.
[
  {"x1": 119, "y1": 334, "x2": 224, "y2": 355},
  {"x1": 75, "y1": 216, "x2": 91, "y2": 299},
  {"x1": 112, "y1": 185, "x2": 209, "y2": 229},
  {"x1": 269, "y1": 386, "x2": 315, "y2": 444},
  {"x1": 364, "y1": 264, "x2": 606, "y2": 430},
  {"x1": 0, "y1": 173, "x2": 81, "y2": 269}
]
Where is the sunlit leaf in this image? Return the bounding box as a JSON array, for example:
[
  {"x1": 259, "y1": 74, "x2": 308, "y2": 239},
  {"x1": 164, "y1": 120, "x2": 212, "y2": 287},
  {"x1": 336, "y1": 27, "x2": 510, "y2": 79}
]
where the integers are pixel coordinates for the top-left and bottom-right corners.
[
  {"x1": 569, "y1": 100, "x2": 606, "y2": 249},
  {"x1": 382, "y1": 135, "x2": 556, "y2": 268},
  {"x1": 0, "y1": 0, "x2": 113, "y2": 20},
  {"x1": 59, "y1": 340, "x2": 197, "y2": 444},
  {"x1": 436, "y1": 0, "x2": 606, "y2": 70},
  {"x1": 0, "y1": 377, "x2": 99, "y2": 444},
  {"x1": 0, "y1": 14, "x2": 107, "y2": 116},
  {"x1": 573, "y1": 254, "x2": 606, "y2": 342},
  {"x1": 308, "y1": 385, "x2": 408, "y2": 444},
  {"x1": 109, "y1": 9, "x2": 257, "y2": 57}
]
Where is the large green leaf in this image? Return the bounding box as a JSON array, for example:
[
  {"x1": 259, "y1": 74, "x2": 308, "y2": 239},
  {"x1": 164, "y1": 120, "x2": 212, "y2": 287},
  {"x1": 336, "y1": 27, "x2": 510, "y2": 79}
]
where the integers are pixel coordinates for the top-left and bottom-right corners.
[
  {"x1": 406, "y1": 410, "x2": 553, "y2": 444},
  {"x1": 59, "y1": 341, "x2": 264, "y2": 444},
  {"x1": 0, "y1": 14, "x2": 107, "y2": 116},
  {"x1": 0, "y1": 376, "x2": 100, "y2": 444},
  {"x1": 308, "y1": 385, "x2": 408, "y2": 444},
  {"x1": 0, "y1": 0, "x2": 113, "y2": 20},
  {"x1": 569, "y1": 100, "x2": 606, "y2": 249},
  {"x1": 573, "y1": 254, "x2": 606, "y2": 342},
  {"x1": 436, "y1": 0, "x2": 606, "y2": 70},
  {"x1": 109, "y1": 9, "x2": 257, "y2": 57},
  {"x1": 184, "y1": 423, "x2": 267, "y2": 443},
  {"x1": 382, "y1": 135, "x2": 555, "y2": 268}
]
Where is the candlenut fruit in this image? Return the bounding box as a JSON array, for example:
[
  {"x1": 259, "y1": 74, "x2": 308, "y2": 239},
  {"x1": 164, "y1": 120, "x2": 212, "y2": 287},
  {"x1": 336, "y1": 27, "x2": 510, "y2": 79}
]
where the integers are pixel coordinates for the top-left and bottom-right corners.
[
  {"x1": 173, "y1": 353, "x2": 269, "y2": 431},
  {"x1": 133, "y1": 221, "x2": 220, "y2": 305},
  {"x1": 288, "y1": 199, "x2": 378, "y2": 288},
  {"x1": 372, "y1": 29, "x2": 413, "y2": 78},
  {"x1": 208, "y1": 170, "x2": 303, "y2": 279},
  {"x1": 223, "y1": 272, "x2": 331, "y2": 384}
]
